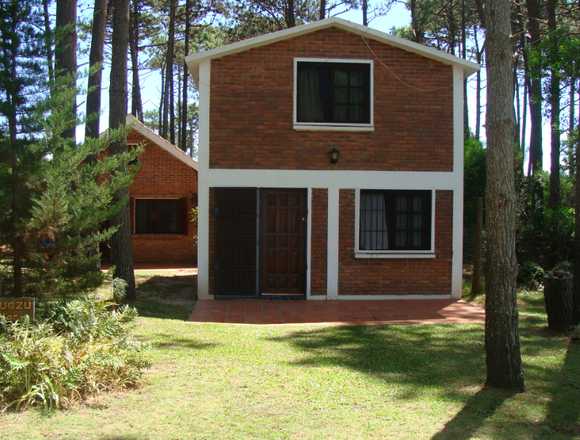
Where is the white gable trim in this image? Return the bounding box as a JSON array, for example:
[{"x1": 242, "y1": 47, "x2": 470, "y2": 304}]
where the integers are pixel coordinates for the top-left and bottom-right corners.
[
  {"x1": 185, "y1": 18, "x2": 480, "y2": 80},
  {"x1": 126, "y1": 114, "x2": 199, "y2": 171}
]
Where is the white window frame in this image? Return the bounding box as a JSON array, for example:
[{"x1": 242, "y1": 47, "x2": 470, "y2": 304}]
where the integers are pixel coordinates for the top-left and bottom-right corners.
[
  {"x1": 354, "y1": 189, "x2": 436, "y2": 259},
  {"x1": 293, "y1": 58, "x2": 374, "y2": 132}
]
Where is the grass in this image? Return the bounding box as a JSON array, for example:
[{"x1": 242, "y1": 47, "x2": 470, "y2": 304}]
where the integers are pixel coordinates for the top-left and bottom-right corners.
[{"x1": 0, "y1": 273, "x2": 578, "y2": 439}]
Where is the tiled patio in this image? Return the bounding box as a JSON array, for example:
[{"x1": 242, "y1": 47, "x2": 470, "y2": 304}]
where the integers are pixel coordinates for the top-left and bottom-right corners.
[{"x1": 189, "y1": 298, "x2": 485, "y2": 325}]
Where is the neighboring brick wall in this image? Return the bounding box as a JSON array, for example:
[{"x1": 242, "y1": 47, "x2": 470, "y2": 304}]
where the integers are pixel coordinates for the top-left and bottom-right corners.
[
  {"x1": 310, "y1": 189, "x2": 327, "y2": 295},
  {"x1": 127, "y1": 131, "x2": 197, "y2": 265},
  {"x1": 210, "y1": 27, "x2": 453, "y2": 171},
  {"x1": 338, "y1": 189, "x2": 452, "y2": 295}
]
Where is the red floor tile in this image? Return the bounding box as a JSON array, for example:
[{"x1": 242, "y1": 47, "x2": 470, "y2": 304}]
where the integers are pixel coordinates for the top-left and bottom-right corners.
[{"x1": 189, "y1": 299, "x2": 484, "y2": 325}]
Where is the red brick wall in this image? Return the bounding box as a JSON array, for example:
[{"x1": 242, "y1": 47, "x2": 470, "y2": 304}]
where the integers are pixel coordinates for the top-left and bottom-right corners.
[
  {"x1": 338, "y1": 189, "x2": 452, "y2": 295},
  {"x1": 127, "y1": 131, "x2": 197, "y2": 265},
  {"x1": 210, "y1": 27, "x2": 453, "y2": 171},
  {"x1": 310, "y1": 189, "x2": 327, "y2": 294}
]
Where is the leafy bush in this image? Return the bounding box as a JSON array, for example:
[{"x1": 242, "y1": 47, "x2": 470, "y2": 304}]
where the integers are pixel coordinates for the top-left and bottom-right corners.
[{"x1": 0, "y1": 296, "x2": 149, "y2": 411}]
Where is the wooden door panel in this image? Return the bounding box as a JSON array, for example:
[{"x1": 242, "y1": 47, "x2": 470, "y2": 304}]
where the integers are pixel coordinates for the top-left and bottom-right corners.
[
  {"x1": 213, "y1": 188, "x2": 257, "y2": 295},
  {"x1": 260, "y1": 189, "x2": 306, "y2": 295}
]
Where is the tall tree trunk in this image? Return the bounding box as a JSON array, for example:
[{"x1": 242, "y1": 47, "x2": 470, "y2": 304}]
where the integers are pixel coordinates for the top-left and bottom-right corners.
[
  {"x1": 362, "y1": 0, "x2": 368, "y2": 26},
  {"x1": 162, "y1": 0, "x2": 175, "y2": 139},
  {"x1": 474, "y1": 26, "x2": 482, "y2": 140},
  {"x1": 547, "y1": 0, "x2": 560, "y2": 208},
  {"x1": 472, "y1": 197, "x2": 484, "y2": 295},
  {"x1": 55, "y1": 0, "x2": 77, "y2": 141},
  {"x1": 285, "y1": 0, "x2": 295, "y2": 27},
  {"x1": 461, "y1": 0, "x2": 469, "y2": 138},
  {"x1": 319, "y1": 0, "x2": 326, "y2": 19},
  {"x1": 513, "y1": 64, "x2": 521, "y2": 152},
  {"x1": 574, "y1": 84, "x2": 580, "y2": 324},
  {"x1": 85, "y1": 0, "x2": 108, "y2": 140},
  {"x1": 410, "y1": 0, "x2": 424, "y2": 43},
  {"x1": 483, "y1": 0, "x2": 525, "y2": 391},
  {"x1": 526, "y1": 0, "x2": 543, "y2": 176},
  {"x1": 129, "y1": 0, "x2": 143, "y2": 122},
  {"x1": 42, "y1": 0, "x2": 54, "y2": 89},
  {"x1": 569, "y1": 79, "x2": 576, "y2": 177},
  {"x1": 180, "y1": 0, "x2": 190, "y2": 151},
  {"x1": 159, "y1": 61, "x2": 165, "y2": 134},
  {"x1": 6, "y1": 11, "x2": 22, "y2": 295},
  {"x1": 109, "y1": 0, "x2": 136, "y2": 300},
  {"x1": 521, "y1": 71, "x2": 528, "y2": 167}
]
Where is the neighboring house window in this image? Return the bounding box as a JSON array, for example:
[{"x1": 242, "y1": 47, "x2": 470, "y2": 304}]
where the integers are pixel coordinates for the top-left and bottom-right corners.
[
  {"x1": 359, "y1": 190, "x2": 432, "y2": 252},
  {"x1": 134, "y1": 198, "x2": 187, "y2": 234},
  {"x1": 295, "y1": 60, "x2": 372, "y2": 127}
]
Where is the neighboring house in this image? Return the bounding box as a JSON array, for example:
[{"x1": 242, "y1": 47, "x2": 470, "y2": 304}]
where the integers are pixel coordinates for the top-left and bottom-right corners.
[
  {"x1": 186, "y1": 18, "x2": 479, "y2": 300},
  {"x1": 122, "y1": 115, "x2": 198, "y2": 266}
]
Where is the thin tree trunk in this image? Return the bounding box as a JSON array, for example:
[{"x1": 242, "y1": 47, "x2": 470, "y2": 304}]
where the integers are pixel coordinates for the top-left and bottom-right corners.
[
  {"x1": 159, "y1": 61, "x2": 165, "y2": 134},
  {"x1": 109, "y1": 0, "x2": 136, "y2": 300},
  {"x1": 574, "y1": 84, "x2": 580, "y2": 324},
  {"x1": 410, "y1": 0, "x2": 424, "y2": 43},
  {"x1": 85, "y1": 0, "x2": 108, "y2": 140},
  {"x1": 42, "y1": 0, "x2": 54, "y2": 89},
  {"x1": 483, "y1": 0, "x2": 525, "y2": 391},
  {"x1": 521, "y1": 72, "x2": 528, "y2": 167},
  {"x1": 129, "y1": 0, "x2": 143, "y2": 122},
  {"x1": 474, "y1": 26, "x2": 482, "y2": 140},
  {"x1": 319, "y1": 0, "x2": 326, "y2": 19},
  {"x1": 55, "y1": 0, "x2": 77, "y2": 141},
  {"x1": 547, "y1": 0, "x2": 560, "y2": 208},
  {"x1": 569, "y1": 79, "x2": 576, "y2": 177},
  {"x1": 526, "y1": 0, "x2": 543, "y2": 176},
  {"x1": 285, "y1": 0, "x2": 295, "y2": 27},
  {"x1": 461, "y1": 0, "x2": 469, "y2": 138},
  {"x1": 6, "y1": 11, "x2": 22, "y2": 295},
  {"x1": 472, "y1": 197, "x2": 484, "y2": 295},
  {"x1": 362, "y1": 0, "x2": 368, "y2": 26},
  {"x1": 162, "y1": 0, "x2": 175, "y2": 139},
  {"x1": 180, "y1": 0, "x2": 190, "y2": 151},
  {"x1": 513, "y1": 63, "x2": 521, "y2": 152}
]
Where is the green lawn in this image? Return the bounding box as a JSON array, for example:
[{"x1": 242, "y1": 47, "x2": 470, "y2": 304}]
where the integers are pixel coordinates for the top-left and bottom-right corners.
[{"x1": 0, "y1": 276, "x2": 578, "y2": 439}]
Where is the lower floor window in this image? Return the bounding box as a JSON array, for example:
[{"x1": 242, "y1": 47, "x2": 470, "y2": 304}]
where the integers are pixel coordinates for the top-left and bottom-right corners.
[
  {"x1": 134, "y1": 198, "x2": 187, "y2": 234},
  {"x1": 359, "y1": 190, "x2": 432, "y2": 251}
]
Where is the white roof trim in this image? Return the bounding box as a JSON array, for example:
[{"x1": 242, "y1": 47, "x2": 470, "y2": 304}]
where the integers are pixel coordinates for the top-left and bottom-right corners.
[
  {"x1": 185, "y1": 17, "x2": 480, "y2": 80},
  {"x1": 126, "y1": 114, "x2": 198, "y2": 171}
]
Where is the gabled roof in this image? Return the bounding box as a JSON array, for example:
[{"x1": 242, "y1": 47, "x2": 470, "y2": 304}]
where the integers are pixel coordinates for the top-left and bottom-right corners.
[
  {"x1": 185, "y1": 17, "x2": 480, "y2": 80},
  {"x1": 126, "y1": 114, "x2": 198, "y2": 171}
]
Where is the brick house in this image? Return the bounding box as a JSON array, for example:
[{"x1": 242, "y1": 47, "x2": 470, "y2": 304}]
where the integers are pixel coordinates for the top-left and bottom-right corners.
[
  {"x1": 186, "y1": 18, "x2": 479, "y2": 299},
  {"x1": 124, "y1": 115, "x2": 198, "y2": 266}
]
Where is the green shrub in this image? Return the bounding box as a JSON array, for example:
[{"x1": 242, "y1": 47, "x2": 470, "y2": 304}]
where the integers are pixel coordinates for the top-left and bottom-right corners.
[{"x1": 0, "y1": 297, "x2": 149, "y2": 411}]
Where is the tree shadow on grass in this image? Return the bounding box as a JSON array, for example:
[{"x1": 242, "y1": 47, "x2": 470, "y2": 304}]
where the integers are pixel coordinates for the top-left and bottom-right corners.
[
  {"x1": 150, "y1": 332, "x2": 217, "y2": 351},
  {"x1": 132, "y1": 274, "x2": 196, "y2": 320},
  {"x1": 270, "y1": 324, "x2": 487, "y2": 402},
  {"x1": 431, "y1": 388, "x2": 515, "y2": 439},
  {"x1": 270, "y1": 323, "x2": 562, "y2": 437},
  {"x1": 538, "y1": 340, "x2": 580, "y2": 438}
]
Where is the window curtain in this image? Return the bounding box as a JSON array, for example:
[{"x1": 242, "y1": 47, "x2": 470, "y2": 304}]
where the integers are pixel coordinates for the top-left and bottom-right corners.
[
  {"x1": 360, "y1": 192, "x2": 388, "y2": 250},
  {"x1": 298, "y1": 66, "x2": 324, "y2": 122}
]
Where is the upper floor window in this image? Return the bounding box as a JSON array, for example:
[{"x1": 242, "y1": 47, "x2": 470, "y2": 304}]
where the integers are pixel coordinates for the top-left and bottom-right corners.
[{"x1": 295, "y1": 59, "x2": 373, "y2": 130}]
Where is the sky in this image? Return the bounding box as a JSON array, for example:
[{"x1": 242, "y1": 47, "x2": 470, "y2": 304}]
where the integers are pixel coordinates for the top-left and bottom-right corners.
[{"x1": 80, "y1": 1, "x2": 552, "y2": 167}]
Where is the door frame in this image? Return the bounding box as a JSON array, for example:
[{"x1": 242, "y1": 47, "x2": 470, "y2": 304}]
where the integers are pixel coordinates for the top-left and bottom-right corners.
[{"x1": 258, "y1": 188, "x2": 308, "y2": 299}]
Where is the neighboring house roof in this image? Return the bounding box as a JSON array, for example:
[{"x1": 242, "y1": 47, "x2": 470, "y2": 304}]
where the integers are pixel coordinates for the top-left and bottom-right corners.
[
  {"x1": 185, "y1": 17, "x2": 480, "y2": 80},
  {"x1": 126, "y1": 114, "x2": 198, "y2": 171}
]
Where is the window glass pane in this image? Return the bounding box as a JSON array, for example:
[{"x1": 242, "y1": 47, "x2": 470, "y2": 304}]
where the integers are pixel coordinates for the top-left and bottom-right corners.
[
  {"x1": 297, "y1": 61, "x2": 370, "y2": 124},
  {"x1": 134, "y1": 199, "x2": 186, "y2": 235},
  {"x1": 359, "y1": 191, "x2": 388, "y2": 250},
  {"x1": 359, "y1": 190, "x2": 431, "y2": 251},
  {"x1": 334, "y1": 69, "x2": 349, "y2": 86}
]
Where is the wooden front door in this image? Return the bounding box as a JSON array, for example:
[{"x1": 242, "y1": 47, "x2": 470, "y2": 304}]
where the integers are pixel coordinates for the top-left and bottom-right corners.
[
  {"x1": 213, "y1": 188, "x2": 257, "y2": 296},
  {"x1": 260, "y1": 189, "x2": 307, "y2": 295}
]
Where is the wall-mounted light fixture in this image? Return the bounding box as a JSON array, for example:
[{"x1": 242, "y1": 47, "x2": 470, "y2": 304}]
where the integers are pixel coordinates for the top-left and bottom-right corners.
[{"x1": 328, "y1": 146, "x2": 340, "y2": 164}]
